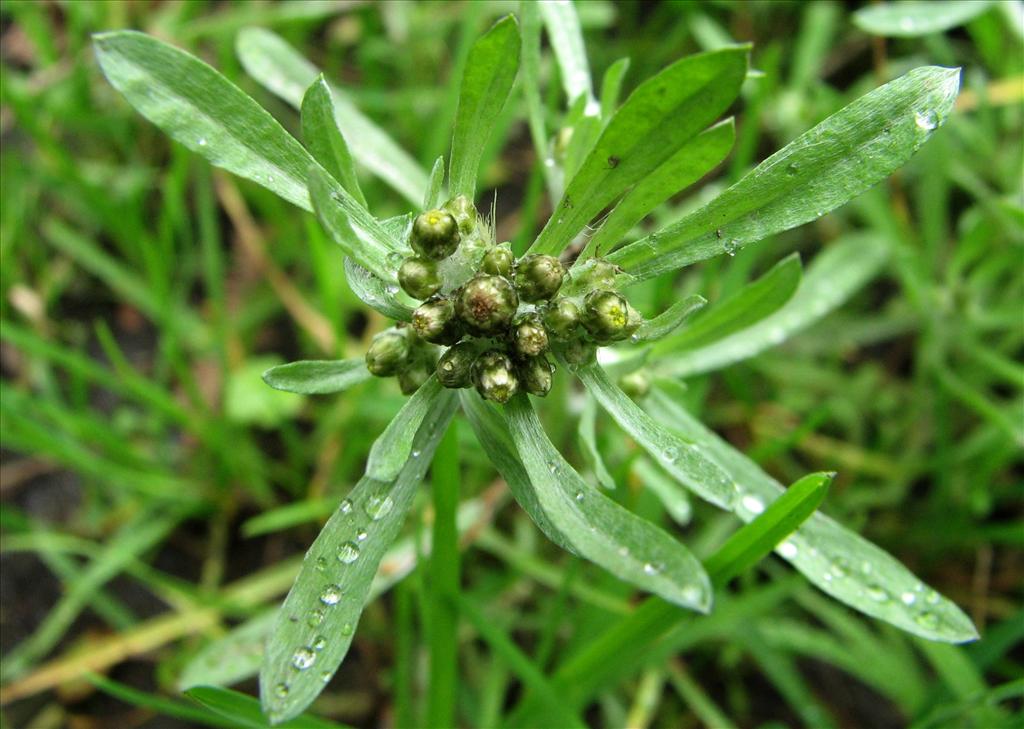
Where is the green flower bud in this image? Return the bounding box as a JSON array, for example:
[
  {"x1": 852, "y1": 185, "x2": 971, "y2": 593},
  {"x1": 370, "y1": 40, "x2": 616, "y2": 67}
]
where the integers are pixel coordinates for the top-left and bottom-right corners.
[
  {"x1": 365, "y1": 327, "x2": 410, "y2": 377},
  {"x1": 560, "y1": 338, "x2": 596, "y2": 367},
  {"x1": 411, "y1": 209, "x2": 460, "y2": 260},
  {"x1": 480, "y1": 245, "x2": 514, "y2": 277},
  {"x1": 412, "y1": 297, "x2": 461, "y2": 345},
  {"x1": 442, "y1": 195, "x2": 478, "y2": 235},
  {"x1": 580, "y1": 259, "x2": 621, "y2": 290},
  {"x1": 518, "y1": 356, "x2": 554, "y2": 397},
  {"x1": 473, "y1": 350, "x2": 519, "y2": 404},
  {"x1": 514, "y1": 254, "x2": 566, "y2": 302},
  {"x1": 436, "y1": 342, "x2": 476, "y2": 389},
  {"x1": 618, "y1": 369, "x2": 651, "y2": 400},
  {"x1": 510, "y1": 312, "x2": 549, "y2": 358},
  {"x1": 581, "y1": 289, "x2": 632, "y2": 342},
  {"x1": 542, "y1": 297, "x2": 581, "y2": 340},
  {"x1": 398, "y1": 256, "x2": 442, "y2": 300},
  {"x1": 455, "y1": 274, "x2": 519, "y2": 336}
]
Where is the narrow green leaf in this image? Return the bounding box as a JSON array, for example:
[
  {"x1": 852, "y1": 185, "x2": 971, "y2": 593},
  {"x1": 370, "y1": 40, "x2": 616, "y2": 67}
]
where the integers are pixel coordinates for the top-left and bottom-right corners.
[
  {"x1": 189, "y1": 686, "x2": 343, "y2": 729},
  {"x1": 365, "y1": 376, "x2": 444, "y2": 482},
  {"x1": 527, "y1": 46, "x2": 748, "y2": 256},
  {"x1": 611, "y1": 66, "x2": 961, "y2": 280},
  {"x1": 449, "y1": 15, "x2": 521, "y2": 198},
  {"x1": 424, "y1": 156, "x2": 446, "y2": 210},
  {"x1": 853, "y1": 1, "x2": 995, "y2": 37},
  {"x1": 575, "y1": 363, "x2": 737, "y2": 510},
  {"x1": 308, "y1": 164, "x2": 402, "y2": 283},
  {"x1": 599, "y1": 56, "x2": 631, "y2": 122},
  {"x1": 578, "y1": 395, "x2": 616, "y2": 490},
  {"x1": 260, "y1": 393, "x2": 457, "y2": 724},
  {"x1": 504, "y1": 395, "x2": 713, "y2": 612},
  {"x1": 94, "y1": 31, "x2": 318, "y2": 211},
  {"x1": 705, "y1": 472, "x2": 833, "y2": 585},
  {"x1": 538, "y1": 0, "x2": 597, "y2": 113},
  {"x1": 236, "y1": 28, "x2": 428, "y2": 205},
  {"x1": 343, "y1": 258, "x2": 414, "y2": 322},
  {"x1": 645, "y1": 388, "x2": 979, "y2": 643},
  {"x1": 301, "y1": 76, "x2": 366, "y2": 208},
  {"x1": 242, "y1": 501, "x2": 335, "y2": 538},
  {"x1": 179, "y1": 611, "x2": 277, "y2": 691},
  {"x1": 633, "y1": 458, "x2": 692, "y2": 526},
  {"x1": 633, "y1": 295, "x2": 707, "y2": 343},
  {"x1": 580, "y1": 120, "x2": 735, "y2": 261},
  {"x1": 656, "y1": 234, "x2": 888, "y2": 377},
  {"x1": 261, "y1": 359, "x2": 370, "y2": 395},
  {"x1": 88, "y1": 674, "x2": 237, "y2": 729},
  {"x1": 520, "y1": 0, "x2": 557, "y2": 196},
  {"x1": 654, "y1": 253, "x2": 801, "y2": 354}
]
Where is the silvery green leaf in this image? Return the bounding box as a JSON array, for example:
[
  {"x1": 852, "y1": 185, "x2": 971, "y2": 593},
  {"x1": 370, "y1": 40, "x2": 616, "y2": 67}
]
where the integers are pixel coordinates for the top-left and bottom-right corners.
[
  {"x1": 853, "y1": 1, "x2": 995, "y2": 37},
  {"x1": 262, "y1": 359, "x2": 370, "y2": 395},
  {"x1": 578, "y1": 395, "x2": 616, "y2": 490},
  {"x1": 301, "y1": 76, "x2": 366, "y2": 208},
  {"x1": 611, "y1": 66, "x2": 960, "y2": 280},
  {"x1": 343, "y1": 258, "x2": 414, "y2": 323},
  {"x1": 366, "y1": 376, "x2": 444, "y2": 481},
  {"x1": 424, "y1": 156, "x2": 446, "y2": 210},
  {"x1": 633, "y1": 295, "x2": 707, "y2": 343},
  {"x1": 538, "y1": 0, "x2": 598, "y2": 113}
]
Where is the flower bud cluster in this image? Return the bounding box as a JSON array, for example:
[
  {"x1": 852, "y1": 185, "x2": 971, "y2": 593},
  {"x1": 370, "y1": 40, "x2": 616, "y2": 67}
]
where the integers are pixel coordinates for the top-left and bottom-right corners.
[{"x1": 366, "y1": 198, "x2": 645, "y2": 403}]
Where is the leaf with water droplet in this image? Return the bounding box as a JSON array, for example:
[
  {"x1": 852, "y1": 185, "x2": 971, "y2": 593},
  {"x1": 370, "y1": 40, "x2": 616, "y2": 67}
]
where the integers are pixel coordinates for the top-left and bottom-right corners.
[
  {"x1": 260, "y1": 393, "x2": 458, "y2": 724},
  {"x1": 343, "y1": 257, "x2": 414, "y2": 323},
  {"x1": 853, "y1": 1, "x2": 995, "y2": 38},
  {"x1": 301, "y1": 75, "x2": 367, "y2": 208}
]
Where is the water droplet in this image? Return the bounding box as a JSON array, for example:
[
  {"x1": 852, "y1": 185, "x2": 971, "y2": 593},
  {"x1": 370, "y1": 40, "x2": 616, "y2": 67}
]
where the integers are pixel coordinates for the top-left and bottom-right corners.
[
  {"x1": 385, "y1": 284, "x2": 400, "y2": 295},
  {"x1": 662, "y1": 446, "x2": 679, "y2": 462},
  {"x1": 267, "y1": 175, "x2": 275, "y2": 184},
  {"x1": 339, "y1": 499, "x2": 353, "y2": 515},
  {"x1": 387, "y1": 252, "x2": 404, "y2": 268},
  {"x1": 830, "y1": 562, "x2": 847, "y2": 579},
  {"x1": 312, "y1": 636, "x2": 327, "y2": 651},
  {"x1": 340, "y1": 623, "x2": 354, "y2": 636},
  {"x1": 411, "y1": 449, "x2": 421, "y2": 458},
  {"x1": 786, "y1": 162, "x2": 799, "y2": 174},
  {"x1": 292, "y1": 647, "x2": 317, "y2": 670},
  {"x1": 365, "y1": 494, "x2": 394, "y2": 520},
  {"x1": 275, "y1": 683, "x2": 289, "y2": 698},
  {"x1": 355, "y1": 529, "x2": 368, "y2": 542},
  {"x1": 914, "y1": 110, "x2": 937, "y2": 131},
  {"x1": 924, "y1": 589, "x2": 939, "y2": 605},
  {"x1": 915, "y1": 612, "x2": 938, "y2": 629},
  {"x1": 823, "y1": 572, "x2": 833, "y2": 582},
  {"x1": 337, "y1": 542, "x2": 360, "y2": 564},
  {"x1": 574, "y1": 491, "x2": 585, "y2": 502},
  {"x1": 198, "y1": 138, "x2": 207, "y2": 146},
  {"x1": 547, "y1": 460, "x2": 558, "y2": 474},
  {"x1": 778, "y1": 540, "x2": 798, "y2": 559},
  {"x1": 723, "y1": 238, "x2": 739, "y2": 256},
  {"x1": 861, "y1": 561, "x2": 873, "y2": 574},
  {"x1": 315, "y1": 556, "x2": 328, "y2": 572},
  {"x1": 866, "y1": 584, "x2": 889, "y2": 602},
  {"x1": 629, "y1": 334, "x2": 640, "y2": 343},
  {"x1": 308, "y1": 608, "x2": 325, "y2": 627},
  {"x1": 681, "y1": 585, "x2": 705, "y2": 604},
  {"x1": 618, "y1": 546, "x2": 630, "y2": 557},
  {"x1": 643, "y1": 562, "x2": 663, "y2": 576},
  {"x1": 900, "y1": 591, "x2": 917, "y2": 606},
  {"x1": 320, "y1": 584, "x2": 343, "y2": 605},
  {"x1": 899, "y1": 17, "x2": 916, "y2": 32},
  {"x1": 741, "y1": 494, "x2": 765, "y2": 515},
  {"x1": 320, "y1": 671, "x2": 332, "y2": 683}
]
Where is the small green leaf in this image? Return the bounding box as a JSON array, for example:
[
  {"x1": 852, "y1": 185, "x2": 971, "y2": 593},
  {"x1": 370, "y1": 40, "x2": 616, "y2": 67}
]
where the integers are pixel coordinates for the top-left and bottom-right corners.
[
  {"x1": 520, "y1": 1, "x2": 556, "y2": 196},
  {"x1": 343, "y1": 258, "x2": 414, "y2": 322},
  {"x1": 656, "y1": 234, "x2": 888, "y2": 377},
  {"x1": 611, "y1": 66, "x2": 961, "y2": 280},
  {"x1": 633, "y1": 295, "x2": 707, "y2": 343},
  {"x1": 188, "y1": 686, "x2": 343, "y2": 729},
  {"x1": 424, "y1": 156, "x2": 446, "y2": 210},
  {"x1": 576, "y1": 363, "x2": 737, "y2": 510},
  {"x1": 599, "y1": 57, "x2": 631, "y2": 122},
  {"x1": 236, "y1": 28, "x2": 428, "y2": 205},
  {"x1": 366, "y1": 376, "x2": 444, "y2": 482},
  {"x1": 645, "y1": 388, "x2": 979, "y2": 643},
  {"x1": 262, "y1": 359, "x2": 370, "y2": 395},
  {"x1": 308, "y1": 164, "x2": 403, "y2": 283},
  {"x1": 705, "y1": 472, "x2": 833, "y2": 586},
  {"x1": 301, "y1": 76, "x2": 366, "y2": 208},
  {"x1": 578, "y1": 395, "x2": 616, "y2": 490},
  {"x1": 260, "y1": 393, "x2": 458, "y2": 724},
  {"x1": 580, "y1": 120, "x2": 735, "y2": 261},
  {"x1": 653, "y1": 253, "x2": 802, "y2": 354},
  {"x1": 226, "y1": 357, "x2": 304, "y2": 428},
  {"x1": 93, "y1": 31, "x2": 319, "y2": 211},
  {"x1": 179, "y1": 612, "x2": 276, "y2": 691},
  {"x1": 527, "y1": 46, "x2": 748, "y2": 257},
  {"x1": 504, "y1": 395, "x2": 712, "y2": 612},
  {"x1": 449, "y1": 15, "x2": 521, "y2": 199},
  {"x1": 538, "y1": 0, "x2": 597, "y2": 113},
  {"x1": 853, "y1": 1, "x2": 995, "y2": 37}
]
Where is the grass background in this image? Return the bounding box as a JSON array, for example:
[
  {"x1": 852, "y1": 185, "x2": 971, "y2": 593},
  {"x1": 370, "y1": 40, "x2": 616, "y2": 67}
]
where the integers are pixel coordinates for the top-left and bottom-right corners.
[{"x1": 1, "y1": 1, "x2": 1021, "y2": 727}]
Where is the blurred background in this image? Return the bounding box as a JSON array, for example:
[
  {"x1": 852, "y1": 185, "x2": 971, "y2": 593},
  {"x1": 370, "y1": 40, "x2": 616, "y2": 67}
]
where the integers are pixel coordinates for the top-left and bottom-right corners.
[{"x1": 1, "y1": 1, "x2": 1021, "y2": 727}]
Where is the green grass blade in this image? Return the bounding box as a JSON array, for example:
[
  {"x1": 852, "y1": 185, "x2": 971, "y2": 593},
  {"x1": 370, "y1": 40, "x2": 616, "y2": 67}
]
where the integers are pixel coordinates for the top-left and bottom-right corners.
[
  {"x1": 645, "y1": 388, "x2": 979, "y2": 643},
  {"x1": 366, "y1": 376, "x2": 444, "y2": 481},
  {"x1": 705, "y1": 471, "x2": 833, "y2": 585},
  {"x1": 575, "y1": 363, "x2": 737, "y2": 510},
  {"x1": 448, "y1": 15, "x2": 521, "y2": 199},
  {"x1": 527, "y1": 46, "x2": 748, "y2": 257},
  {"x1": 853, "y1": 1, "x2": 995, "y2": 37},
  {"x1": 88, "y1": 674, "x2": 238, "y2": 729},
  {"x1": 599, "y1": 57, "x2": 630, "y2": 121},
  {"x1": 633, "y1": 294, "x2": 707, "y2": 343},
  {"x1": 179, "y1": 611, "x2": 277, "y2": 691},
  {"x1": 260, "y1": 392, "x2": 457, "y2": 724},
  {"x1": 189, "y1": 685, "x2": 345, "y2": 729},
  {"x1": 301, "y1": 76, "x2": 366, "y2": 208},
  {"x1": 235, "y1": 27, "x2": 428, "y2": 205},
  {"x1": 612, "y1": 66, "x2": 961, "y2": 280},
  {"x1": 537, "y1": 0, "x2": 597, "y2": 113},
  {"x1": 424, "y1": 155, "x2": 446, "y2": 210},
  {"x1": 653, "y1": 252, "x2": 801, "y2": 354},
  {"x1": 262, "y1": 359, "x2": 370, "y2": 395},
  {"x1": 93, "y1": 31, "x2": 319, "y2": 211},
  {"x1": 656, "y1": 234, "x2": 888, "y2": 377},
  {"x1": 578, "y1": 395, "x2": 616, "y2": 490},
  {"x1": 504, "y1": 395, "x2": 712, "y2": 612}
]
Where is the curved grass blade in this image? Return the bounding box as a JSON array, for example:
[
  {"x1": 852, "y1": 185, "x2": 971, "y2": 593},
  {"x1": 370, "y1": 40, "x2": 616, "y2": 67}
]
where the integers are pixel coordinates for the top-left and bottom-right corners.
[
  {"x1": 579, "y1": 120, "x2": 735, "y2": 261},
  {"x1": 579, "y1": 395, "x2": 616, "y2": 490},
  {"x1": 633, "y1": 458, "x2": 692, "y2": 526},
  {"x1": 599, "y1": 57, "x2": 630, "y2": 121},
  {"x1": 343, "y1": 258, "x2": 414, "y2": 322},
  {"x1": 538, "y1": 0, "x2": 597, "y2": 114},
  {"x1": 505, "y1": 395, "x2": 712, "y2": 612},
  {"x1": 301, "y1": 76, "x2": 366, "y2": 208},
  {"x1": 179, "y1": 611, "x2": 276, "y2": 691},
  {"x1": 260, "y1": 393, "x2": 457, "y2": 724},
  {"x1": 236, "y1": 28, "x2": 428, "y2": 205},
  {"x1": 853, "y1": 1, "x2": 995, "y2": 37},
  {"x1": 448, "y1": 15, "x2": 521, "y2": 199},
  {"x1": 526, "y1": 46, "x2": 748, "y2": 257},
  {"x1": 262, "y1": 359, "x2": 370, "y2": 395},
  {"x1": 633, "y1": 295, "x2": 707, "y2": 343},
  {"x1": 575, "y1": 363, "x2": 737, "y2": 510},
  {"x1": 366, "y1": 376, "x2": 444, "y2": 482},
  {"x1": 424, "y1": 156, "x2": 446, "y2": 210},
  {"x1": 652, "y1": 252, "x2": 801, "y2": 355},
  {"x1": 645, "y1": 388, "x2": 979, "y2": 643},
  {"x1": 93, "y1": 31, "x2": 320, "y2": 211},
  {"x1": 189, "y1": 686, "x2": 342, "y2": 729},
  {"x1": 610, "y1": 66, "x2": 961, "y2": 280},
  {"x1": 656, "y1": 234, "x2": 887, "y2": 377}
]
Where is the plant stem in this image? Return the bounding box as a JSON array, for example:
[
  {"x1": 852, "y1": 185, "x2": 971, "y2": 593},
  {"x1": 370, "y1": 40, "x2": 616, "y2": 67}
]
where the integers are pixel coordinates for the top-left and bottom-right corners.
[{"x1": 426, "y1": 419, "x2": 460, "y2": 728}]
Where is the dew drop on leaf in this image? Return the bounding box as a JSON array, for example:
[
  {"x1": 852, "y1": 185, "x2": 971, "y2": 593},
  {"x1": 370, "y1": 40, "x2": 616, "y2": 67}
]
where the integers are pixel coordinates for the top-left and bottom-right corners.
[
  {"x1": 312, "y1": 636, "x2": 327, "y2": 651},
  {"x1": 291, "y1": 647, "x2": 316, "y2": 670},
  {"x1": 308, "y1": 608, "x2": 325, "y2": 627},
  {"x1": 198, "y1": 138, "x2": 207, "y2": 146},
  {"x1": 275, "y1": 683, "x2": 289, "y2": 698},
  {"x1": 574, "y1": 491, "x2": 585, "y2": 502},
  {"x1": 320, "y1": 584, "x2": 343, "y2": 605},
  {"x1": 778, "y1": 540, "x2": 798, "y2": 559},
  {"x1": 643, "y1": 562, "x2": 663, "y2": 576},
  {"x1": 865, "y1": 584, "x2": 889, "y2": 602},
  {"x1": 915, "y1": 611, "x2": 939, "y2": 629},
  {"x1": 314, "y1": 556, "x2": 328, "y2": 572},
  {"x1": 355, "y1": 529, "x2": 368, "y2": 542},
  {"x1": 740, "y1": 494, "x2": 765, "y2": 515},
  {"x1": 900, "y1": 591, "x2": 917, "y2": 605},
  {"x1": 339, "y1": 499, "x2": 353, "y2": 515},
  {"x1": 914, "y1": 110, "x2": 938, "y2": 131},
  {"x1": 320, "y1": 671, "x2": 332, "y2": 683},
  {"x1": 337, "y1": 542, "x2": 361, "y2": 564},
  {"x1": 340, "y1": 622, "x2": 354, "y2": 637},
  {"x1": 365, "y1": 494, "x2": 394, "y2": 520}
]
